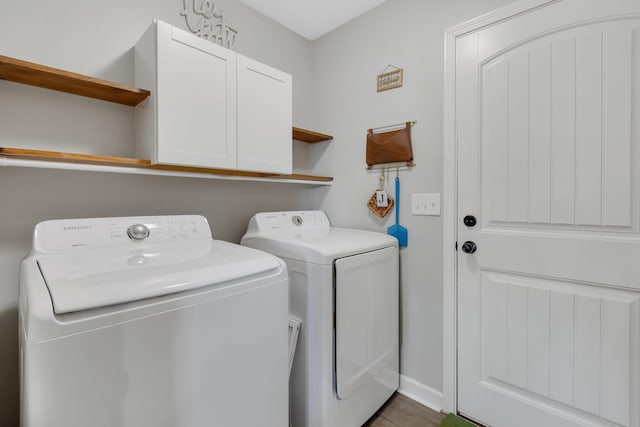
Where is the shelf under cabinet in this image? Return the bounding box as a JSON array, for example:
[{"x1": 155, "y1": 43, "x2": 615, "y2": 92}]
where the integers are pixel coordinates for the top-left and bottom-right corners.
[
  {"x1": 0, "y1": 55, "x2": 150, "y2": 106},
  {"x1": 0, "y1": 148, "x2": 333, "y2": 186}
]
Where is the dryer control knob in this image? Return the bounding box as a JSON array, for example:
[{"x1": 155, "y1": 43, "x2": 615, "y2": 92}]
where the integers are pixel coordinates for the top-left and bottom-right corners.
[{"x1": 127, "y1": 224, "x2": 149, "y2": 241}]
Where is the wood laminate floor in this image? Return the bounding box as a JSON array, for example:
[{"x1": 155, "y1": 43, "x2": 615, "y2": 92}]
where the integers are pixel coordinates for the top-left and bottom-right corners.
[{"x1": 363, "y1": 393, "x2": 445, "y2": 427}]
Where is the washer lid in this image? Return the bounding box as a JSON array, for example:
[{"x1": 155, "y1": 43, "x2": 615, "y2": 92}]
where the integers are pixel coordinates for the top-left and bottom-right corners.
[
  {"x1": 241, "y1": 227, "x2": 398, "y2": 265},
  {"x1": 37, "y1": 239, "x2": 282, "y2": 314}
]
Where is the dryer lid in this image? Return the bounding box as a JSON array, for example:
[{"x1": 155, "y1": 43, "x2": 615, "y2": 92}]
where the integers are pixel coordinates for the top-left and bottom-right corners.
[{"x1": 37, "y1": 239, "x2": 282, "y2": 314}]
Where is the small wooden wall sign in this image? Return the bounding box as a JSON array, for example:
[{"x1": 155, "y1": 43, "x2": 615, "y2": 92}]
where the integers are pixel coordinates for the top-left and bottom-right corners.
[{"x1": 377, "y1": 67, "x2": 403, "y2": 92}]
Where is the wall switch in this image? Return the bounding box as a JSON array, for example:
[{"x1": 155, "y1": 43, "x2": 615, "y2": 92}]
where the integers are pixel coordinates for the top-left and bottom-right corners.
[{"x1": 411, "y1": 193, "x2": 440, "y2": 216}]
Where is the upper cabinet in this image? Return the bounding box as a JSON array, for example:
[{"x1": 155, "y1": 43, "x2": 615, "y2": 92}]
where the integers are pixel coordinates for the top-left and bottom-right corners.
[{"x1": 134, "y1": 20, "x2": 292, "y2": 174}]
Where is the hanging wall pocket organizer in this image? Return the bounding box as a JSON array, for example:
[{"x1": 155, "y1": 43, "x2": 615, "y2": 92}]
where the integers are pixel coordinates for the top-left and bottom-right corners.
[{"x1": 366, "y1": 121, "x2": 416, "y2": 170}]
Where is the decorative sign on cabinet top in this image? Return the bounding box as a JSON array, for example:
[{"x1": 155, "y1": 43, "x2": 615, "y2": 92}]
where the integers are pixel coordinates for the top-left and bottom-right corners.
[{"x1": 180, "y1": 0, "x2": 238, "y2": 49}]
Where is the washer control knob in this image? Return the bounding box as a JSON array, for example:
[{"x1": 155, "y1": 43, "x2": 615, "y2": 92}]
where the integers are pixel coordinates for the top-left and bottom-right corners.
[
  {"x1": 127, "y1": 224, "x2": 149, "y2": 241},
  {"x1": 292, "y1": 216, "x2": 303, "y2": 226}
]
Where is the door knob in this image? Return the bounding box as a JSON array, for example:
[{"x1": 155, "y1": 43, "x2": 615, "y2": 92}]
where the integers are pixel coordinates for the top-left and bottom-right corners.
[{"x1": 461, "y1": 241, "x2": 477, "y2": 254}]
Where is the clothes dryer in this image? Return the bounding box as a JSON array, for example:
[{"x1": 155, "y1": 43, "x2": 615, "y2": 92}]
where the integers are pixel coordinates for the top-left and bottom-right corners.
[
  {"x1": 242, "y1": 211, "x2": 399, "y2": 427},
  {"x1": 20, "y1": 215, "x2": 288, "y2": 427}
]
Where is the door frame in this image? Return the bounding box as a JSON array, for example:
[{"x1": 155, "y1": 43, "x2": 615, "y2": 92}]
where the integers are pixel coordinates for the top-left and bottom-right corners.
[{"x1": 442, "y1": 0, "x2": 561, "y2": 413}]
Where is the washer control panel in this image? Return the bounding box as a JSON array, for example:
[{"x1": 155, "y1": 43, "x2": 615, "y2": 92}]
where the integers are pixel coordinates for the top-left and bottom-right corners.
[{"x1": 34, "y1": 215, "x2": 212, "y2": 253}]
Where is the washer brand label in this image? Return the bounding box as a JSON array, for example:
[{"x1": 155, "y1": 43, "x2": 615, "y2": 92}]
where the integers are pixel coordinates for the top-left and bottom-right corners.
[{"x1": 62, "y1": 225, "x2": 93, "y2": 231}]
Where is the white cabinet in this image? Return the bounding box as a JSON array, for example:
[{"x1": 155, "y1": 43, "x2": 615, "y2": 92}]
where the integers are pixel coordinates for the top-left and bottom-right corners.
[
  {"x1": 134, "y1": 20, "x2": 292, "y2": 174},
  {"x1": 237, "y1": 55, "x2": 292, "y2": 174}
]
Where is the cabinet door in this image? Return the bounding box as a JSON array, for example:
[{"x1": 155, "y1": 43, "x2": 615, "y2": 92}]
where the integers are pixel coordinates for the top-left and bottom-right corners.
[
  {"x1": 237, "y1": 55, "x2": 292, "y2": 174},
  {"x1": 157, "y1": 24, "x2": 237, "y2": 169}
]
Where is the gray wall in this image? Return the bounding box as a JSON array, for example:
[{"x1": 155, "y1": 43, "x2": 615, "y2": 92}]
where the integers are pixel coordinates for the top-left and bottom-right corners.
[
  {"x1": 310, "y1": 0, "x2": 514, "y2": 394},
  {"x1": 0, "y1": 1, "x2": 317, "y2": 425}
]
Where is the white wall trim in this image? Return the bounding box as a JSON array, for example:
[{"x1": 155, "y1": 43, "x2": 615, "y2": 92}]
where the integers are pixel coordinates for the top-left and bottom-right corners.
[
  {"x1": 446, "y1": 0, "x2": 559, "y2": 37},
  {"x1": 442, "y1": 24, "x2": 458, "y2": 414},
  {"x1": 441, "y1": 0, "x2": 560, "y2": 415},
  {"x1": 398, "y1": 375, "x2": 444, "y2": 413}
]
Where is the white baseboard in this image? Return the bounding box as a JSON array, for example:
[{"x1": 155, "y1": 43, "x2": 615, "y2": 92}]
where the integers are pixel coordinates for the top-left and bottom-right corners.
[{"x1": 398, "y1": 375, "x2": 444, "y2": 413}]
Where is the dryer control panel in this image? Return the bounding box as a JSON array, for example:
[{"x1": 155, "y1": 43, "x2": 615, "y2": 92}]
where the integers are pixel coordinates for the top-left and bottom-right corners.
[
  {"x1": 33, "y1": 215, "x2": 212, "y2": 253},
  {"x1": 244, "y1": 211, "x2": 330, "y2": 238}
]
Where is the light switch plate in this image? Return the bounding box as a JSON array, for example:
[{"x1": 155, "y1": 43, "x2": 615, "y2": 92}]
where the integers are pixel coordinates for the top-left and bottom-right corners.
[{"x1": 411, "y1": 193, "x2": 440, "y2": 216}]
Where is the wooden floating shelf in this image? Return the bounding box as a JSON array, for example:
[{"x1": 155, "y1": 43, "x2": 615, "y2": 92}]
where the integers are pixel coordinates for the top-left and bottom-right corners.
[
  {"x1": 292, "y1": 127, "x2": 333, "y2": 143},
  {"x1": 0, "y1": 148, "x2": 333, "y2": 185},
  {"x1": 0, "y1": 55, "x2": 150, "y2": 106},
  {"x1": 0, "y1": 147, "x2": 150, "y2": 167}
]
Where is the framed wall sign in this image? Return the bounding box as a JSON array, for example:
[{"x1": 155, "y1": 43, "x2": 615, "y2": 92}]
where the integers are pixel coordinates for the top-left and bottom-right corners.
[{"x1": 377, "y1": 65, "x2": 403, "y2": 92}]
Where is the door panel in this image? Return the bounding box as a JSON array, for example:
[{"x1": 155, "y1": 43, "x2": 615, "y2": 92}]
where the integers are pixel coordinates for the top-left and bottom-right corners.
[
  {"x1": 479, "y1": 272, "x2": 639, "y2": 426},
  {"x1": 551, "y1": 37, "x2": 577, "y2": 225},
  {"x1": 481, "y1": 20, "x2": 638, "y2": 230},
  {"x1": 334, "y1": 247, "x2": 398, "y2": 400},
  {"x1": 457, "y1": 2, "x2": 640, "y2": 426}
]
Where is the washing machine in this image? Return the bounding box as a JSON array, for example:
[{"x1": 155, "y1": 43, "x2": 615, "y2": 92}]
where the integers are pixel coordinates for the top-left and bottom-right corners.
[
  {"x1": 241, "y1": 211, "x2": 399, "y2": 427},
  {"x1": 19, "y1": 215, "x2": 288, "y2": 427}
]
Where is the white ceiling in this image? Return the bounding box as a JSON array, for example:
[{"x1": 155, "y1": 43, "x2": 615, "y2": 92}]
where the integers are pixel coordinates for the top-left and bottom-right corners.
[{"x1": 238, "y1": 0, "x2": 388, "y2": 40}]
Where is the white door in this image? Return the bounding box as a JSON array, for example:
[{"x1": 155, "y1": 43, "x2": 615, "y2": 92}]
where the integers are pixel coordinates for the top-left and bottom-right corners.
[
  {"x1": 157, "y1": 23, "x2": 237, "y2": 169},
  {"x1": 236, "y1": 54, "x2": 292, "y2": 174},
  {"x1": 456, "y1": 1, "x2": 640, "y2": 426}
]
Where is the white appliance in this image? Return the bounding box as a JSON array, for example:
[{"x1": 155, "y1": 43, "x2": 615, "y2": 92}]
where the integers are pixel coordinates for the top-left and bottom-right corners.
[
  {"x1": 19, "y1": 215, "x2": 288, "y2": 427},
  {"x1": 241, "y1": 211, "x2": 399, "y2": 427}
]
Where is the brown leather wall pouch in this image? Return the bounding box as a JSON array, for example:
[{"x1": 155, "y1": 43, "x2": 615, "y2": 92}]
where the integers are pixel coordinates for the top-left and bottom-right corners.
[{"x1": 366, "y1": 122, "x2": 413, "y2": 169}]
